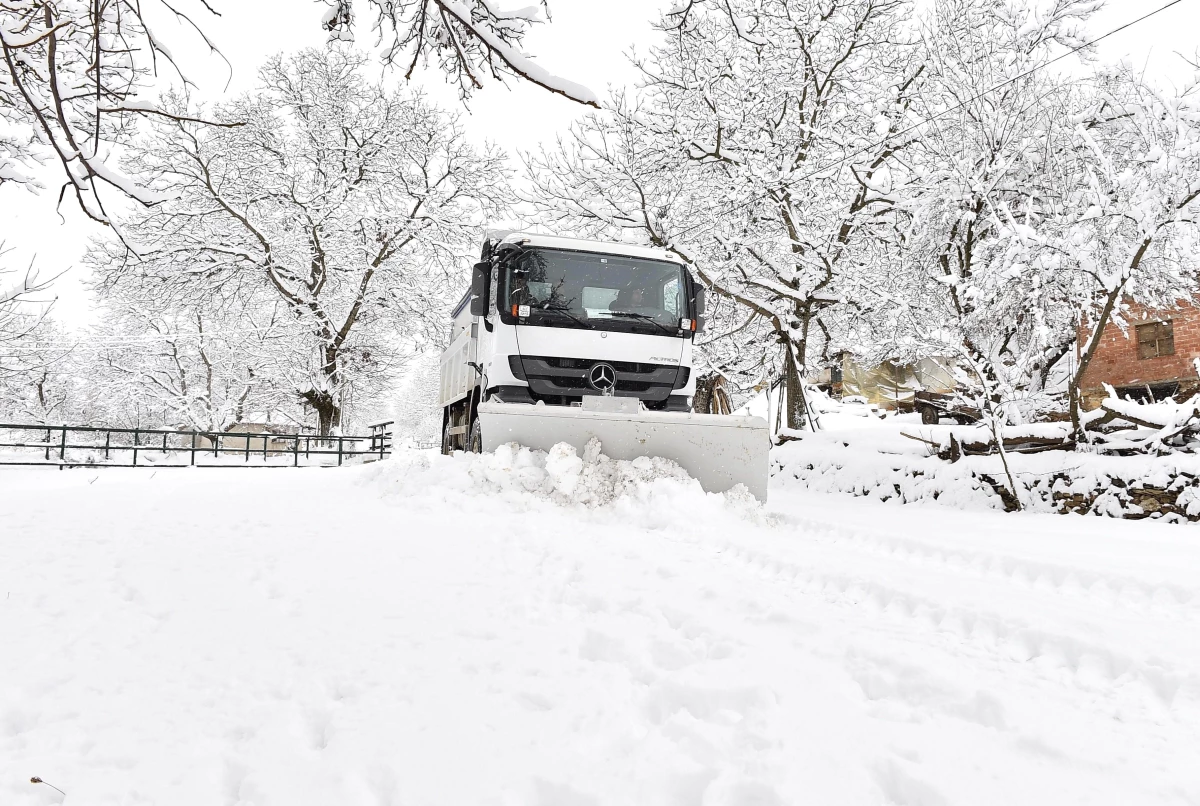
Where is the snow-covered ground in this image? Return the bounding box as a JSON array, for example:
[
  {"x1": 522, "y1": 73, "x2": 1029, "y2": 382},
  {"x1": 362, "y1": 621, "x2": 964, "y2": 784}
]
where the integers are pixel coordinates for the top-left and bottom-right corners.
[
  {"x1": 3, "y1": 450, "x2": 1199, "y2": 805},
  {"x1": 750, "y1": 393, "x2": 1200, "y2": 519}
]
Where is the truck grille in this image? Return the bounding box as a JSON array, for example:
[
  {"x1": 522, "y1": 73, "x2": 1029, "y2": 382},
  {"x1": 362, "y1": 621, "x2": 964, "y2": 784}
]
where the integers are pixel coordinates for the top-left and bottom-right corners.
[{"x1": 509, "y1": 355, "x2": 689, "y2": 403}]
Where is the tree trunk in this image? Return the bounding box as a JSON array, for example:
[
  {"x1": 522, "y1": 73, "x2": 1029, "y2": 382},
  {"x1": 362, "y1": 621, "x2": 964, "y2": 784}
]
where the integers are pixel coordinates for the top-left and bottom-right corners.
[
  {"x1": 693, "y1": 374, "x2": 714, "y2": 414},
  {"x1": 784, "y1": 347, "x2": 807, "y2": 431},
  {"x1": 693, "y1": 372, "x2": 733, "y2": 414},
  {"x1": 1069, "y1": 240, "x2": 1150, "y2": 442},
  {"x1": 783, "y1": 303, "x2": 818, "y2": 431},
  {"x1": 301, "y1": 345, "x2": 343, "y2": 438},
  {"x1": 1069, "y1": 284, "x2": 1126, "y2": 441},
  {"x1": 305, "y1": 390, "x2": 340, "y2": 438}
]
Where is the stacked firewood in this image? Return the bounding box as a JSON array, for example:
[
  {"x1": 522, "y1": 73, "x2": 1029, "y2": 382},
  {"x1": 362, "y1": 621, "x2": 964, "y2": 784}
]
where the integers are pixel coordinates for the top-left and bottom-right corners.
[
  {"x1": 1082, "y1": 393, "x2": 1200, "y2": 454},
  {"x1": 1051, "y1": 473, "x2": 1199, "y2": 521},
  {"x1": 905, "y1": 392, "x2": 1200, "y2": 460},
  {"x1": 975, "y1": 471, "x2": 1199, "y2": 520}
]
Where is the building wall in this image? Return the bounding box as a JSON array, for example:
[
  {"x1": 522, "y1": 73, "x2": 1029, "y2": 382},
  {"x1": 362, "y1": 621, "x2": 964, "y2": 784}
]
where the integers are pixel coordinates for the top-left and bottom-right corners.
[
  {"x1": 1079, "y1": 300, "x2": 1200, "y2": 408},
  {"x1": 197, "y1": 433, "x2": 294, "y2": 455}
]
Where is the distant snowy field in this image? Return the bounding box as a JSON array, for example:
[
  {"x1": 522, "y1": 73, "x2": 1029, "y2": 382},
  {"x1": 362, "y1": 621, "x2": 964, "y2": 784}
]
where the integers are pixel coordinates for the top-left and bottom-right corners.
[{"x1": 3, "y1": 447, "x2": 1199, "y2": 805}]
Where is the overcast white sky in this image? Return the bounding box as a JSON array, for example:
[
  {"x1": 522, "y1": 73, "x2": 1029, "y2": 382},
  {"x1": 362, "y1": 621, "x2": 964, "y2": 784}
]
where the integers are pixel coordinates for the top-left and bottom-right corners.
[{"x1": 1, "y1": 0, "x2": 1196, "y2": 328}]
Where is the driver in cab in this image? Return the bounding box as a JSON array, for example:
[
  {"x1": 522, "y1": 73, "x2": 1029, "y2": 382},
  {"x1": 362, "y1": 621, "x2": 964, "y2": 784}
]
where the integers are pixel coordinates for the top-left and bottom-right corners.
[{"x1": 609, "y1": 286, "x2": 661, "y2": 318}]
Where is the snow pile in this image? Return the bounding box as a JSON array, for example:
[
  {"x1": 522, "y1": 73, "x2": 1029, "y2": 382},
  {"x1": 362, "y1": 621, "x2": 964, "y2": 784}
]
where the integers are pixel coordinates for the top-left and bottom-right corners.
[
  {"x1": 773, "y1": 427, "x2": 1200, "y2": 522},
  {"x1": 472, "y1": 438, "x2": 703, "y2": 507},
  {"x1": 368, "y1": 438, "x2": 765, "y2": 524},
  {"x1": 773, "y1": 430, "x2": 1006, "y2": 511}
]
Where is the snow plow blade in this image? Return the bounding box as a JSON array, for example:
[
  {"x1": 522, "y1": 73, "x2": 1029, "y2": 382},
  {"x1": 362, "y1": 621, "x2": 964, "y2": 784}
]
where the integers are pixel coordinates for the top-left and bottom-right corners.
[{"x1": 477, "y1": 400, "x2": 770, "y2": 501}]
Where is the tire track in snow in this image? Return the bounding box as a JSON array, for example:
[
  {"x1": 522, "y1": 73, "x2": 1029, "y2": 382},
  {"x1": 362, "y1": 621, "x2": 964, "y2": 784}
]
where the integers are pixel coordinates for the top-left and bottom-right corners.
[
  {"x1": 491, "y1": 488, "x2": 1200, "y2": 732},
  {"x1": 772, "y1": 512, "x2": 1200, "y2": 622},
  {"x1": 506, "y1": 508, "x2": 1200, "y2": 805},
  {"x1": 367, "y1": 453, "x2": 1200, "y2": 803},
  {"x1": 706, "y1": 536, "x2": 1200, "y2": 723}
]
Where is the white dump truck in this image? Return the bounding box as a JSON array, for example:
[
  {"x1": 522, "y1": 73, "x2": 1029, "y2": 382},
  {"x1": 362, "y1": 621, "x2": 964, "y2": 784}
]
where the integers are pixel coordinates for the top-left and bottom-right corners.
[{"x1": 438, "y1": 231, "x2": 769, "y2": 499}]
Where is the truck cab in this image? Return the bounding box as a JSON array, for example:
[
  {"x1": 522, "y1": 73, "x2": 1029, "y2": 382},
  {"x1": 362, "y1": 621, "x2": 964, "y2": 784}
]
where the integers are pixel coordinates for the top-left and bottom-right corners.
[{"x1": 439, "y1": 232, "x2": 705, "y2": 452}]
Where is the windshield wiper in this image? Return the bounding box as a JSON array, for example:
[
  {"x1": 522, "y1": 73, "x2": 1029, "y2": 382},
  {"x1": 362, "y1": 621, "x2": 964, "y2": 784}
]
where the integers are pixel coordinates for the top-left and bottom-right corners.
[
  {"x1": 605, "y1": 310, "x2": 678, "y2": 337},
  {"x1": 535, "y1": 302, "x2": 591, "y2": 330}
]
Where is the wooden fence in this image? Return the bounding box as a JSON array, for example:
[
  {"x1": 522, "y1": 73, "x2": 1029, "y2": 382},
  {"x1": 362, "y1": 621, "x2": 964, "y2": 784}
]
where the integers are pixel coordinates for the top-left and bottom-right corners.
[{"x1": 0, "y1": 421, "x2": 393, "y2": 468}]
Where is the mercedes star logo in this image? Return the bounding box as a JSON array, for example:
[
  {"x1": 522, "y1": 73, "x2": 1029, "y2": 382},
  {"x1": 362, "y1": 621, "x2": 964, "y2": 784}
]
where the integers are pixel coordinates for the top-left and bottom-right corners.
[{"x1": 588, "y1": 362, "x2": 617, "y2": 391}]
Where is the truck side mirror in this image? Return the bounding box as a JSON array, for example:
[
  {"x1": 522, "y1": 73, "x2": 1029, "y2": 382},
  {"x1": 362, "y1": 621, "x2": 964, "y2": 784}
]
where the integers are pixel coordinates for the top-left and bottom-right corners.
[
  {"x1": 695, "y1": 315, "x2": 706, "y2": 333},
  {"x1": 469, "y1": 262, "x2": 489, "y2": 316},
  {"x1": 694, "y1": 286, "x2": 707, "y2": 315}
]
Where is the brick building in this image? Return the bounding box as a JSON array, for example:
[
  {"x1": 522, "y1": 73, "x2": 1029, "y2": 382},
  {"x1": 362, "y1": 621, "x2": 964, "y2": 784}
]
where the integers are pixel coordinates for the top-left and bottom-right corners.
[{"x1": 1079, "y1": 301, "x2": 1200, "y2": 408}]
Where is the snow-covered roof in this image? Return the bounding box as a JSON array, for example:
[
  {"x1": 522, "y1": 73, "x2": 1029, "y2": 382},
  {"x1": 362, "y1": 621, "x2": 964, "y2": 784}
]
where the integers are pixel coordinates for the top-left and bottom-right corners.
[{"x1": 496, "y1": 231, "x2": 685, "y2": 265}]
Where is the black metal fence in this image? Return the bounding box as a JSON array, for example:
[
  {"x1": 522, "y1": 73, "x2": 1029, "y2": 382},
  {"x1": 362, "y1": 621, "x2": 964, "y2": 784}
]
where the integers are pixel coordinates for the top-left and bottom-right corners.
[{"x1": 0, "y1": 421, "x2": 393, "y2": 469}]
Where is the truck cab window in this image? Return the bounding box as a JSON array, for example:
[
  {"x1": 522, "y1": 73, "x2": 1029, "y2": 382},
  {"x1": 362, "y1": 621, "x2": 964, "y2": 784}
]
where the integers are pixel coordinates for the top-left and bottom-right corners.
[
  {"x1": 501, "y1": 247, "x2": 689, "y2": 334},
  {"x1": 663, "y1": 278, "x2": 681, "y2": 317}
]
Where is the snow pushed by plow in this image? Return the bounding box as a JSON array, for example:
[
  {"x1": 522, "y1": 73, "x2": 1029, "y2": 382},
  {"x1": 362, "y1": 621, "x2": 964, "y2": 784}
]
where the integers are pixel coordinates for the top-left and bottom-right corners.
[
  {"x1": 370, "y1": 438, "x2": 765, "y2": 523},
  {"x1": 479, "y1": 439, "x2": 699, "y2": 506}
]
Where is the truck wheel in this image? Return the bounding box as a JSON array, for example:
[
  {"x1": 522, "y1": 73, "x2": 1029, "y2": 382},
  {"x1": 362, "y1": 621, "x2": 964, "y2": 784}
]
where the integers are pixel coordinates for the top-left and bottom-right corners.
[
  {"x1": 468, "y1": 418, "x2": 483, "y2": 454},
  {"x1": 920, "y1": 405, "x2": 939, "y2": 425},
  {"x1": 441, "y1": 420, "x2": 455, "y2": 455}
]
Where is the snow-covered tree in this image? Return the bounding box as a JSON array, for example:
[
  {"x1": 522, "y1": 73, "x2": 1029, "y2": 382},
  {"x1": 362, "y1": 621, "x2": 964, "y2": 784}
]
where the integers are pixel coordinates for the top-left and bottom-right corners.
[
  {"x1": 86, "y1": 298, "x2": 301, "y2": 433},
  {"x1": 0, "y1": 311, "x2": 83, "y2": 424},
  {"x1": 528, "y1": 0, "x2": 921, "y2": 428},
  {"x1": 1065, "y1": 64, "x2": 1200, "y2": 438},
  {"x1": 0, "y1": 245, "x2": 61, "y2": 410},
  {"x1": 864, "y1": 0, "x2": 1096, "y2": 433},
  {"x1": 1, "y1": 0, "x2": 584, "y2": 229},
  {"x1": 390, "y1": 349, "x2": 442, "y2": 445},
  {"x1": 90, "y1": 48, "x2": 510, "y2": 435},
  {"x1": 1, "y1": 249, "x2": 45, "y2": 360}
]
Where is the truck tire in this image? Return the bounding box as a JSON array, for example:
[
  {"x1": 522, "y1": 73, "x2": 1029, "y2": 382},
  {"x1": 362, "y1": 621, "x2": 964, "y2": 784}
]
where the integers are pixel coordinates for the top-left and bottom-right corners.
[
  {"x1": 468, "y1": 418, "x2": 483, "y2": 454},
  {"x1": 441, "y1": 419, "x2": 455, "y2": 455},
  {"x1": 920, "y1": 404, "x2": 939, "y2": 425}
]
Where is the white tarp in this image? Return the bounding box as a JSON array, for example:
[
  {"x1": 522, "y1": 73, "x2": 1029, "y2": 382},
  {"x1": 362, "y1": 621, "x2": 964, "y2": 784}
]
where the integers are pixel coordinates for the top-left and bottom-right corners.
[{"x1": 839, "y1": 356, "x2": 956, "y2": 407}]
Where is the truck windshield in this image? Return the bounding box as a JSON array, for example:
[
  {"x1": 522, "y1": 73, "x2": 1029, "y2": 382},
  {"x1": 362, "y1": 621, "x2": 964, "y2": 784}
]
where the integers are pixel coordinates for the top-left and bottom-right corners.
[{"x1": 501, "y1": 247, "x2": 688, "y2": 332}]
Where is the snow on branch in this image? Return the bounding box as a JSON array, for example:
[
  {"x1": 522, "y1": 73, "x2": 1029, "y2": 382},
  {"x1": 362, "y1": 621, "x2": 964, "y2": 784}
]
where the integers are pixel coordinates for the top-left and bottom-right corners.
[
  {"x1": 0, "y1": 0, "x2": 225, "y2": 228},
  {"x1": 2, "y1": 0, "x2": 591, "y2": 233},
  {"x1": 323, "y1": 0, "x2": 598, "y2": 106},
  {"x1": 0, "y1": 244, "x2": 60, "y2": 392}
]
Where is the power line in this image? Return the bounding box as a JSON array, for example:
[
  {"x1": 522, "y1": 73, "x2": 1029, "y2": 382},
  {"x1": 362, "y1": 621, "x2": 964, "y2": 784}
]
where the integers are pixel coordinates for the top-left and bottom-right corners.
[
  {"x1": 2, "y1": 329, "x2": 415, "y2": 352},
  {"x1": 670, "y1": 0, "x2": 1185, "y2": 240}
]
